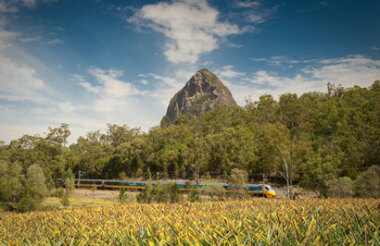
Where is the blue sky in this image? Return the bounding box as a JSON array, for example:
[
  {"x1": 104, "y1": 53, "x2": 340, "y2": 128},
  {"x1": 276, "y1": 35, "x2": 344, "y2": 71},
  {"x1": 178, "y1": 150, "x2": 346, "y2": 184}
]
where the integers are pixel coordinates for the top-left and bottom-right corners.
[{"x1": 0, "y1": 0, "x2": 379, "y2": 143}]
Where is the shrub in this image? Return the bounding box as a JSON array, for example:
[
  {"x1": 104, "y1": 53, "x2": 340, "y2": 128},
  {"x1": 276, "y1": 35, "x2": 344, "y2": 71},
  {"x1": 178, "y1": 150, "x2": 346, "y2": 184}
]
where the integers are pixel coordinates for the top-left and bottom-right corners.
[
  {"x1": 355, "y1": 165, "x2": 380, "y2": 198},
  {"x1": 228, "y1": 168, "x2": 249, "y2": 200},
  {"x1": 16, "y1": 185, "x2": 42, "y2": 212},
  {"x1": 60, "y1": 193, "x2": 70, "y2": 207},
  {"x1": 202, "y1": 183, "x2": 226, "y2": 201},
  {"x1": 168, "y1": 183, "x2": 182, "y2": 203},
  {"x1": 137, "y1": 183, "x2": 154, "y2": 203},
  {"x1": 189, "y1": 186, "x2": 200, "y2": 202},
  {"x1": 137, "y1": 182, "x2": 181, "y2": 203},
  {"x1": 52, "y1": 188, "x2": 65, "y2": 198},
  {"x1": 119, "y1": 187, "x2": 128, "y2": 203},
  {"x1": 64, "y1": 178, "x2": 75, "y2": 197},
  {"x1": 327, "y1": 177, "x2": 354, "y2": 198}
]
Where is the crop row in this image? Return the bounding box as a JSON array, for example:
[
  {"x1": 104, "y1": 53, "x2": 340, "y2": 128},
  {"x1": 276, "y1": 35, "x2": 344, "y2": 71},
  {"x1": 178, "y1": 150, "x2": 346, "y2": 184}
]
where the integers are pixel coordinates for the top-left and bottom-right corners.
[{"x1": 1, "y1": 199, "x2": 379, "y2": 245}]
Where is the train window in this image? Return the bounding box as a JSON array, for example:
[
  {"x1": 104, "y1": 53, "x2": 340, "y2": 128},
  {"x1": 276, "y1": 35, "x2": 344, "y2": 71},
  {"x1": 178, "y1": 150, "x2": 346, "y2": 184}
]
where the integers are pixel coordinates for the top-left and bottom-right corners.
[{"x1": 265, "y1": 187, "x2": 270, "y2": 191}]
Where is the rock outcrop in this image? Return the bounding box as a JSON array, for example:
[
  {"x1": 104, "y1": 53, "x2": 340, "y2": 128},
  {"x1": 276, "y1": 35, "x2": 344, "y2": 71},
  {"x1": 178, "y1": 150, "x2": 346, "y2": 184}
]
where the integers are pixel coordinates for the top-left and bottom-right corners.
[{"x1": 164, "y1": 68, "x2": 237, "y2": 122}]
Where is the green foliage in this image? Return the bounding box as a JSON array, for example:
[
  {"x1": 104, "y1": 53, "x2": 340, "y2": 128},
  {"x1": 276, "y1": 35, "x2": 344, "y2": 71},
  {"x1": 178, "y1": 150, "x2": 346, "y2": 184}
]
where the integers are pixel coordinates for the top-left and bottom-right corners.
[
  {"x1": 168, "y1": 183, "x2": 182, "y2": 203},
  {"x1": 300, "y1": 155, "x2": 336, "y2": 196},
  {"x1": 189, "y1": 186, "x2": 200, "y2": 202},
  {"x1": 0, "y1": 81, "x2": 379, "y2": 204},
  {"x1": 327, "y1": 177, "x2": 355, "y2": 198},
  {"x1": 196, "y1": 95, "x2": 210, "y2": 104},
  {"x1": 355, "y1": 165, "x2": 380, "y2": 198},
  {"x1": 16, "y1": 193, "x2": 40, "y2": 212},
  {"x1": 228, "y1": 168, "x2": 249, "y2": 200},
  {"x1": 202, "y1": 183, "x2": 226, "y2": 201},
  {"x1": 60, "y1": 193, "x2": 70, "y2": 207},
  {"x1": 64, "y1": 177, "x2": 75, "y2": 197},
  {"x1": 52, "y1": 188, "x2": 65, "y2": 198},
  {"x1": 119, "y1": 187, "x2": 127, "y2": 203},
  {"x1": 137, "y1": 182, "x2": 182, "y2": 204}
]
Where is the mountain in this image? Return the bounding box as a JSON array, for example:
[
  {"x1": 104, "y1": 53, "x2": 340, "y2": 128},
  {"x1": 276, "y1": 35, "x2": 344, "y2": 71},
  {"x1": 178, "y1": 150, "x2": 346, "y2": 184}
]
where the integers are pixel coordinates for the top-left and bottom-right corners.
[{"x1": 164, "y1": 68, "x2": 237, "y2": 122}]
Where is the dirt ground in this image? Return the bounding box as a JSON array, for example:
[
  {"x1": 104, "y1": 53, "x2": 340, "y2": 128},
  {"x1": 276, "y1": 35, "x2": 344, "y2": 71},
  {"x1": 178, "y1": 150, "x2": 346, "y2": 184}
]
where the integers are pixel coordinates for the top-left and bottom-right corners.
[
  {"x1": 271, "y1": 186, "x2": 319, "y2": 199},
  {"x1": 72, "y1": 189, "x2": 121, "y2": 200}
]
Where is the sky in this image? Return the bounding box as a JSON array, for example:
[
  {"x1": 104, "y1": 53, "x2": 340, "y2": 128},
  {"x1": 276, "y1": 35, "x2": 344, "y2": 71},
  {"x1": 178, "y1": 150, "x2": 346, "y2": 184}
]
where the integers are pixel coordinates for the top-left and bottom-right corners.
[{"x1": 0, "y1": 0, "x2": 379, "y2": 143}]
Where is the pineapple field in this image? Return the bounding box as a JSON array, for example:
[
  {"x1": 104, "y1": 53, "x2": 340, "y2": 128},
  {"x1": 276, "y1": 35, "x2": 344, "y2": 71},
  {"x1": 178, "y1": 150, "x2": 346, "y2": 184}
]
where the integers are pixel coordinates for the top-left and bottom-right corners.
[{"x1": 1, "y1": 199, "x2": 379, "y2": 245}]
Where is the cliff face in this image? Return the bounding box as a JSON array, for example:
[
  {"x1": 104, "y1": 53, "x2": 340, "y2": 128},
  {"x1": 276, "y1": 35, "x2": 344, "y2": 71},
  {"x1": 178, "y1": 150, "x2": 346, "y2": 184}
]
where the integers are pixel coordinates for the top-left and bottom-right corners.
[{"x1": 164, "y1": 68, "x2": 237, "y2": 122}]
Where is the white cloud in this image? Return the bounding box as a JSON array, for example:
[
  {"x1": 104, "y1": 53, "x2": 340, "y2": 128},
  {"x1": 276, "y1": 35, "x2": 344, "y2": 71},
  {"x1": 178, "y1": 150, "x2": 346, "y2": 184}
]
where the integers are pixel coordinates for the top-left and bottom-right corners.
[
  {"x1": 235, "y1": 1, "x2": 260, "y2": 8},
  {"x1": 0, "y1": 0, "x2": 56, "y2": 12},
  {"x1": 215, "y1": 65, "x2": 245, "y2": 78},
  {"x1": 47, "y1": 38, "x2": 63, "y2": 45},
  {"x1": 228, "y1": 55, "x2": 380, "y2": 104},
  {"x1": 371, "y1": 46, "x2": 379, "y2": 51},
  {"x1": 129, "y1": 0, "x2": 241, "y2": 63},
  {"x1": 227, "y1": 43, "x2": 243, "y2": 48},
  {"x1": 0, "y1": 22, "x2": 48, "y2": 103},
  {"x1": 140, "y1": 79, "x2": 148, "y2": 85},
  {"x1": 73, "y1": 74, "x2": 102, "y2": 93},
  {"x1": 74, "y1": 68, "x2": 146, "y2": 113},
  {"x1": 0, "y1": 24, "x2": 18, "y2": 49},
  {"x1": 251, "y1": 56, "x2": 302, "y2": 67},
  {"x1": 19, "y1": 36, "x2": 41, "y2": 42}
]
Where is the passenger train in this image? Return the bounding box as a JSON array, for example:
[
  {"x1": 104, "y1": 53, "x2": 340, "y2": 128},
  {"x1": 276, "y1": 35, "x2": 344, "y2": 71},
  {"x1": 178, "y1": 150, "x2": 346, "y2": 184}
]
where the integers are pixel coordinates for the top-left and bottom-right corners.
[{"x1": 75, "y1": 179, "x2": 277, "y2": 198}]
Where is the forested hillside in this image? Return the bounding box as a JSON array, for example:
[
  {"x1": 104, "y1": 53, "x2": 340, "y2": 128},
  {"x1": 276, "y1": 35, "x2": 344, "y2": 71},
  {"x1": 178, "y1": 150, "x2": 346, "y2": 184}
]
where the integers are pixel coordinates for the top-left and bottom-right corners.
[{"x1": 0, "y1": 81, "x2": 379, "y2": 209}]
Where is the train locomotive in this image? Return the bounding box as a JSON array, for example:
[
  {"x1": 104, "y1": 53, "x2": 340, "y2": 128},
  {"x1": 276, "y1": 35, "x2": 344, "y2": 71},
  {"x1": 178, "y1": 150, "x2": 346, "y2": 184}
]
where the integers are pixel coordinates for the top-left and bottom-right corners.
[{"x1": 75, "y1": 179, "x2": 277, "y2": 198}]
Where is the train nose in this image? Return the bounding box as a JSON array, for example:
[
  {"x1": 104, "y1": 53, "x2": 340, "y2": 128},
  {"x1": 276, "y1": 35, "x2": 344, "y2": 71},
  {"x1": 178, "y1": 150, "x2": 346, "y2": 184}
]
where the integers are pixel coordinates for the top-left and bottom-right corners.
[{"x1": 268, "y1": 191, "x2": 276, "y2": 197}]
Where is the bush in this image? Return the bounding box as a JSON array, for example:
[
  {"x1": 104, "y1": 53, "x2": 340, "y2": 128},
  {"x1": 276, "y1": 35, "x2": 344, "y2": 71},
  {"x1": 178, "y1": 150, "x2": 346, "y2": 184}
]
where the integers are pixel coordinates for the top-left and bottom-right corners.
[
  {"x1": 202, "y1": 183, "x2": 226, "y2": 201},
  {"x1": 60, "y1": 193, "x2": 70, "y2": 207},
  {"x1": 16, "y1": 185, "x2": 42, "y2": 212},
  {"x1": 64, "y1": 178, "x2": 75, "y2": 197},
  {"x1": 327, "y1": 177, "x2": 354, "y2": 198},
  {"x1": 168, "y1": 183, "x2": 182, "y2": 203},
  {"x1": 228, "y1": 168, "x2": 249, "y2": 200},
  {"x1": 137, "y1": 183, "x2": 154, "y2": 203},
  {"x1": 355, "y1": 165, "x2": 380, "y2": 198},
  {"x1": 189, "y1": 186, "x2": 200, "y2": 202},
  {"x1": 26, "y1": 164, "x2": 48, "y2": 198},
  {"x1": 137, "y1": 182, "x2": 181, "y2": 203},
  {"x1": 119, "y1": 187, "x2": 128, "y2": 203},
  {"x1": 52, "y1": 188, "x2": 65, "y2": 198}
]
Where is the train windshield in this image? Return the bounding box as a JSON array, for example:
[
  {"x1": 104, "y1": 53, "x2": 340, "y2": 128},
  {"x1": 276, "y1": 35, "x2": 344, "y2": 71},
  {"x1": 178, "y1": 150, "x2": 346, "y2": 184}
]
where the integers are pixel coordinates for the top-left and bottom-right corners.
[{"x1": 265, "y1": 186, "x2": 274, "y2": 192}]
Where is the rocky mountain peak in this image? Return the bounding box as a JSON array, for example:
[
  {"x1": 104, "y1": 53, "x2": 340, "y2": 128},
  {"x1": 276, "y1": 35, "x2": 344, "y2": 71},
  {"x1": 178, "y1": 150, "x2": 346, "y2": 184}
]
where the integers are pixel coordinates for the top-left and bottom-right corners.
[{"x1": 163, "y1": 68, "x2": 237, "y2": 122}]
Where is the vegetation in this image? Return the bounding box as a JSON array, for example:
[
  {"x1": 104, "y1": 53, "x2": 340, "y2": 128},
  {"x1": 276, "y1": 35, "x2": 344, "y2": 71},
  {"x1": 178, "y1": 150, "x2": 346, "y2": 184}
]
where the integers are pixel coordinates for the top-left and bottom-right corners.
[
  {"x1": 118, "y1": 187, "x2": 127, "y2": 203},
  {"x1": 1, "y1": 199, "x2": 378, "y2": 245},
  {"x1": 196, "y1": 95, "x2": 210, "y2": 104},
  {"x1": 137, "y1": 182, "x2": 182, "y2": 203},
  {"x1": 0, "y1": 82, "x2": 379, "y2": 211}
]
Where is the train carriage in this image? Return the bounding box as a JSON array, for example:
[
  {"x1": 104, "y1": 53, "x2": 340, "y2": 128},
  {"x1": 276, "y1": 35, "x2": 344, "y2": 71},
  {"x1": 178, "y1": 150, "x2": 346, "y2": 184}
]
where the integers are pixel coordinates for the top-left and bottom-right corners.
[{"x1": 74, "y1": 179, "x2": 276, "y2": 198}]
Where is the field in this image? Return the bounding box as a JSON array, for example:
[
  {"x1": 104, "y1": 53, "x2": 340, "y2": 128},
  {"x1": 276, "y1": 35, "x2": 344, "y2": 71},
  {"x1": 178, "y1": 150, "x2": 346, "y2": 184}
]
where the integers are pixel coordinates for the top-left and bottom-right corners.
[{"x1": 0, "y1": 199, "x2": 379, "y2": 245}]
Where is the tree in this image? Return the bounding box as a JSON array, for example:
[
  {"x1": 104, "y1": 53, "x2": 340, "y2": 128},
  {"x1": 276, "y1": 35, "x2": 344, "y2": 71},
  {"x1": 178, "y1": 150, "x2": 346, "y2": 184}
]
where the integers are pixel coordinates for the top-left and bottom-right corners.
[
  {"x1": 355, "y1": 165, "x2": 380, "y2": 198},
  {"x1": 228, "y1": 168, "x2": 249, "y2": 199},
  {"x1": 47, "y1": 123, "x2": 71, "y2": 147},
  {"x1": 26, "y1": 164, "x2": 48, "y2": 198},
  {"x1": 327, "y1": 177, "x2": 354, "y2": 198},
  {"x1": 0, "y1": 161, "x2": 22, "y2": 208},
  {"x1": 107, "y1": 124, "x2": 140, "y2": 147},
  {"x1": 262, "y1": 123, "x2": 312, "y2": 199},
  {"x1": 64, "y1": 177, "x2": 75, "y2": 197},
  {"x1": 16, "y1": 164, "x2": 48, "y2": 212},
  {"x1": 300, "y1": 155, "x2": 336, "y2": 197}
]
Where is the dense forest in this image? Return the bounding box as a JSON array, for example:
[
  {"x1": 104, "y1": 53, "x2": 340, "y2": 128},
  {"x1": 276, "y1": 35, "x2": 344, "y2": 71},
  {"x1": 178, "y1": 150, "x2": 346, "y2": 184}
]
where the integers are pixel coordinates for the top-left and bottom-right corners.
[{"x1": 0, "y1": 81, "x2": 379, "y2": 210}]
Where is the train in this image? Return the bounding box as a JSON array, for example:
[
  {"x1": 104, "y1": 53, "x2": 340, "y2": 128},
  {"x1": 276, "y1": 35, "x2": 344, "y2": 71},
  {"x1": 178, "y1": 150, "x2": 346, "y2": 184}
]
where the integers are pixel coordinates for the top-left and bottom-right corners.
[{"x1": 75, "y1": 179, "x2": 277, "y2": 198}]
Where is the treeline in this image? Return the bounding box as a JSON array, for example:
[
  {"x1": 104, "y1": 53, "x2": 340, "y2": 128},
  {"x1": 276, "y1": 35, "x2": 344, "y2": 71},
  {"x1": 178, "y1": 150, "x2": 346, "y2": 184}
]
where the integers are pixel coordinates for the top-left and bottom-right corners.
[{"x1": 0, "y1": 81, "x2": 379, "y2": 210}]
